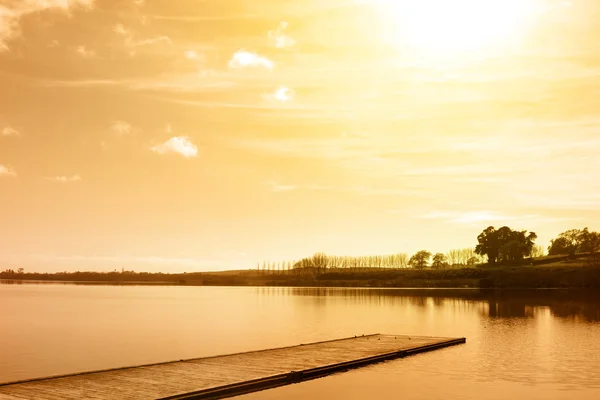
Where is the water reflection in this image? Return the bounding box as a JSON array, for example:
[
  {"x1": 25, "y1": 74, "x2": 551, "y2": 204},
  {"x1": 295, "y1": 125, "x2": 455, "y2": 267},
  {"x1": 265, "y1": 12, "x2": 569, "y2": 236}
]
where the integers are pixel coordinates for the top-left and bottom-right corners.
[
  {"x1": 2, "y1": 282, "x2": 600, "y2": 395},
  {"x1": 256, "y1": 287, "x2": 600, "y2": 322}
]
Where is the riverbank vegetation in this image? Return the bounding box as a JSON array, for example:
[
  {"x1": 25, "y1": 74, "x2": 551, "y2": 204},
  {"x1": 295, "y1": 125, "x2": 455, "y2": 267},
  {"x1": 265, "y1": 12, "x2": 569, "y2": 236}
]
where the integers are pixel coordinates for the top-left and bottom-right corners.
[
  {"x1": 2, "y1": 257, "x2": 599, "y2": 288},
  {"x1": 2, "y1": 226, "x2": 599, "y2": 288}
]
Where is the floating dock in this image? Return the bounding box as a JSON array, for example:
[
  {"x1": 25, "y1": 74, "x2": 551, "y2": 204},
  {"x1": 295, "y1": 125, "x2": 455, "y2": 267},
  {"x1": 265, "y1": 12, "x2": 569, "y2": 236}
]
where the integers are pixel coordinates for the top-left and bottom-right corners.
[{"x1": 0, "y1": 334, "x2": 465, "y2": 400}]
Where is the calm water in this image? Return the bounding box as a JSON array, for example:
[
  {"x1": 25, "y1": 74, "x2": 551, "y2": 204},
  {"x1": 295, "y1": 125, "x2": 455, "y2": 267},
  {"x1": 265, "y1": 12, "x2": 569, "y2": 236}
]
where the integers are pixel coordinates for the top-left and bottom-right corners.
[{"x1": 1, "y1": 283, "x2": 600, "y2": 399}]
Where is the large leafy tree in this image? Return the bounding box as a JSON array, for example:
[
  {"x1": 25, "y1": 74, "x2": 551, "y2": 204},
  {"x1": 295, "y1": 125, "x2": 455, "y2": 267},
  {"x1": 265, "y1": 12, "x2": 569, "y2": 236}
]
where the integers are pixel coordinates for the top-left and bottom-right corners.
[
  {"x1": 475, "y1": 226, "x2": 537, "y2": 265},
  {"x1": 580, "y1": 229, "x2": 600, "y2": 254},
  {"x1": 548, "y1": 228, "x2": 600, "y2": 256},
  {"x1": 475, "y1": 226, "x2": 500, "y2": 265},
  {"x1": 431, "y1": 253, "x2": 448, "y2": 269},
  {"x1": 408, "y1": 250, "x2": 432, "y2": 270},
  {"x1": 548, "y1": 229, "x2": 582, "y2": 256}
]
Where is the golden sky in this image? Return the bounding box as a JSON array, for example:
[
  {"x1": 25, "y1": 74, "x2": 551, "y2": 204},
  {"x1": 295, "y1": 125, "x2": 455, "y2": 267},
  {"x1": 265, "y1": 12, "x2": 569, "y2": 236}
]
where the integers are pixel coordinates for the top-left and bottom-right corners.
[{"x1": 1, "y1": 0, "x2": 599, "y2": 272}]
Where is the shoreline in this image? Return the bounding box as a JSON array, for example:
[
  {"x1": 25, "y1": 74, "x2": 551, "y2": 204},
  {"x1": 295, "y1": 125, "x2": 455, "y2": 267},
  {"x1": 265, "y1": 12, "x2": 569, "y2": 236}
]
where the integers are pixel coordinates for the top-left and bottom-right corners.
[
  {"x1": 0, "y1": 279, "x2": 596, "y2": 290},
  {"x1": 2, "y1": 262, "x2": 600, "y2": 289}
]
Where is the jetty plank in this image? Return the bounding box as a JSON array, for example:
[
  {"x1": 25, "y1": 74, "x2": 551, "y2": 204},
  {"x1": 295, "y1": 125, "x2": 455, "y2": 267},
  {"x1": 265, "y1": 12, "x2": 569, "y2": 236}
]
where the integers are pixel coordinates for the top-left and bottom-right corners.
[{"x1": 0, "y1": 334, "x2": 465, "y2": 400}]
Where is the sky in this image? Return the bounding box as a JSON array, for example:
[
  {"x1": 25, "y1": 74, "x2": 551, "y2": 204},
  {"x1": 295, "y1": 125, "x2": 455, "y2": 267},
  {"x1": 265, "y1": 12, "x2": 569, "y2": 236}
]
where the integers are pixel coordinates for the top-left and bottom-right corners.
[{"x1": 1, "y1": 0, "x2": 599, "y2": 272}]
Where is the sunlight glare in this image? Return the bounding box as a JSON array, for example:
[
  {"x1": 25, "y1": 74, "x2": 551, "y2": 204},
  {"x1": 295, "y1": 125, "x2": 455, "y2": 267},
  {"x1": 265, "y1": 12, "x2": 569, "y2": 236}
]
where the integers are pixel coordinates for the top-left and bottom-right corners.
[{"x1": 376, "y1": 0, "x2": 539, "y2": 55}]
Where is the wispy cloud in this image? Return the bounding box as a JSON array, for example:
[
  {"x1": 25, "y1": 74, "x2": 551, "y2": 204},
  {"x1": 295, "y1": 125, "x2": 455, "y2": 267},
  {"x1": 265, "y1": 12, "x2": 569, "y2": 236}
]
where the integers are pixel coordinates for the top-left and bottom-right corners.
[
  {"x1": 419, "y1": 211, "x2": 510, "y2": 224},
  {"x1": 28, "y1": 254, "x2": 213, "y2": 269},
  {"x1": 0, "y1": 0, "x2": 94, "y2": 51},
  {"x1": 0, "y1": 7, "x2": 17, "y2": 52},
  {"x1": 263, "y1": 86, "x2": 294, "y2": 102},
  {"x1": 43, "y1": 79, "x2": 120, "y2": 87},
  {"x1": 0, "y1": 164, "x2": 16, "y2": 177},
  {"x1": 148, "y1": 14, "x2": 258, "y2": 22},
  {"x1": 309, "y1": 184, "x2": 421, "y2": 197},
  {"x1": 49, "y1": 175, "x2": 81, "y2": 183},
  {"x1": 152, "y1": 137, "x2": 198, "y2": 157},
  {"x1": 234, "y1": 134, "x2": 406, "y2": 163},
  {"x1": 268, "y1": 21, "x2": 295, "y2": 49},
  {"x1": 113, "y1": 23, "x2": 129, "y2": 36},
  {"x1": 264, "y1": 180, "x2": 296, "y2": 192},
  {"x1": 1, "y1": 126, "x2": 20, "y2": 137},
  {"x1": 418, "y1": 210, "x2": 579, "y2": 225},
  {"x1": 113, "y1": 22, "x2": 171, "y2": 55},
  {"x1": 76, "y1": 45, "x2": 95, "y2": 58},
  {"x1": 43, "y1": 75, "x2": 237, "y2": 93},
  {"x1": 111, "y1": 120, "x2": 132, "y2": 136},
  {"x1": 228, "y1": 50, "x2": 274, "y2": 70},
  {"x1": 183, "y1": 50, "x2": 201, "y2": 60},
  {"x1": 126, "y1": 35, "x2": 171, "y2": 48}
]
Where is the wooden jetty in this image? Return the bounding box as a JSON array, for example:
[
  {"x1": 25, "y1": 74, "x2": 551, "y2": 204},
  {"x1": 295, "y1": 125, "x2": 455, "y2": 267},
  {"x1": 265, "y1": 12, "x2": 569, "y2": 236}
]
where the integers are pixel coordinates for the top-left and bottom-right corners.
[{"x1": 0, "y1": 334, "x2": 465, "y2": 400}]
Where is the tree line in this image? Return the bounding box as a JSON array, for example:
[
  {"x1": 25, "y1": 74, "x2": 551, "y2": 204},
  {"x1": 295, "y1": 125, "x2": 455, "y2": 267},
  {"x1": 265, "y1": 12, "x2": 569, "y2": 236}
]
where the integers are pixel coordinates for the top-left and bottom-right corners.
[
  {"x1": 547, "y1": 228, "x2": 600, "y2": 257},
  {"x1": 259, "y1": 226, "x2": 599, "y2": 274},
  {"x1": 2, "y1": 227, "x2": 597, "y2": 277}
]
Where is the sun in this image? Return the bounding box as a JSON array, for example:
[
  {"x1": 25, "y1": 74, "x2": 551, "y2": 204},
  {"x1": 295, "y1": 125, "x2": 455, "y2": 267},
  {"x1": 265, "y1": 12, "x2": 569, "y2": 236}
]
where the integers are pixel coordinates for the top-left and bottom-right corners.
[{"x1": 375, "y1": 0, "x2": 538, "y2": 56}]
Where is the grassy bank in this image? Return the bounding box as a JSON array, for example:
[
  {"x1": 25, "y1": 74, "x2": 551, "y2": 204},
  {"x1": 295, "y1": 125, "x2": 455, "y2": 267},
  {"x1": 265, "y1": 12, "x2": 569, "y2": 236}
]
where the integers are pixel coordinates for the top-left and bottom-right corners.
[{"x1": 2, "y1": 258, "x2": 600, "y2": 288}]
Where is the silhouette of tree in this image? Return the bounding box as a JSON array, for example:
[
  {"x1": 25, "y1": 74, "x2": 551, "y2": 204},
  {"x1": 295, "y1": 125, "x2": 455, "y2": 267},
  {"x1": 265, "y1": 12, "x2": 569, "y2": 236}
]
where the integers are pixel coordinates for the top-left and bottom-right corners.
[
  {"x1": 431, "y1": 253, "x2": 448, "y2": 269},
  {"x1": 466, "y1": 256, "x2": 480, "y2": 266},
  {"x1": 311, "y1": 252, "x2": 329, "y2": 272},
  {"x1": 408, "y1": 250, "x2": 431, "y2": 269},
  {"x1": 549, "y1": 228, "x2": 600, "y2": 256},
  {"x1": 476, "y1": 226, "x2": 537, "y2": 265},
  {"x1": 475, "y1": 227, "x2": 500, "y2": 264},
  {"x1": 446, "y1": 248, "x2": 479, "y2": 266},
  {"x1": 549, "y1": 229, "x2": 582, "y2": 256},
  {"x1": 581, "y1": 229, "x2": 600, "y2": 254}
]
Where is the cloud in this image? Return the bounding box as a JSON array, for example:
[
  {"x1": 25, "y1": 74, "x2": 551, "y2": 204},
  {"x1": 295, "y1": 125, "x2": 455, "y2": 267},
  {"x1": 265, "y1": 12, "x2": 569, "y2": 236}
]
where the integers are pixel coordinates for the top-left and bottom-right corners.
[
  {"x1": 268, "y1": 21, "x2": 295, "y2": 49},
  {"x1": 152, "y1": 137, "x2": 198, "y2": 157},
  {"x1": 264, "y1": 180, "x2": 296, "y2": 192},
  {"x1": 28, "y1": 254, "x2": 213, "y2": 269},
  {"x1": 1, "y1": 127, "x2": 20, "y2": 137},
  {"x1": 417, "y1": 210, "x2": 579, "y2": 225},
  {"x1": 113, "y1": 23, "x2": 128, "y2": 36},
  {"x1": 49, "y1": 175, "x2": 81, "y2": 183},
  {"x1": 76, "y1": 45, "x2": 95, "y2": 58},
  {"x1": 228, "y1": 50, "x2": 274, "y2": 70},
  {"x1": 308, "y1": 184, "x2": 419, "y2": 197},
  {"x1": 43, "y1": 71, "x2": 239, "y2": 93},
  {"x1": 0, "y1": 8, "x2": 18, "y2": 52},
  {"x1": 126, "y1": 35, "x2": 171, "y2": 48},
  {"x1": 235, "y1": 134, "x2": 391, "y2": 162},
  {"x1": 419, "y1": 211, "x2": 509, "y2": 224},
  {"x1": 0, "y1": 164, "x2": 16, "y2": 177},
  {"x1": 0, "y1": 0, "x2": 94, "y2": 51},
  {"x1": 111, "y1": 120, "x2": 132, "y2": 136},
  {"x1": 183, "y1": 50, "x2": 200, "y2": 60},
  {"x1": 113, "y1": 23, "x2": 171, "y2": 55},
  {"x1": 263, "y1": 86, "x2": 294, "y2": 102}
]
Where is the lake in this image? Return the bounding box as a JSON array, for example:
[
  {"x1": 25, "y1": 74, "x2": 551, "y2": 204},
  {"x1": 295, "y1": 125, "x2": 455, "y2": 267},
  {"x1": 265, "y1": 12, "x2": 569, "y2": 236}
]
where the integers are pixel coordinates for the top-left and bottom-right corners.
[{"x1": 1, "y1": 282, "x2": 599, "y2": 399}]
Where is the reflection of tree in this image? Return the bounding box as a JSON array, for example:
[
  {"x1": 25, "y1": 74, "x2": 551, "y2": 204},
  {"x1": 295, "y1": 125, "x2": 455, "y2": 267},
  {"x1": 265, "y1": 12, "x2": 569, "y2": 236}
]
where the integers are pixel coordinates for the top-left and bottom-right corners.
[
  {"x1": 409, "y1": 296, "x2": 428, "y2": 307},
  {"x1": 549, "y1": 301, "x2": 600, "y2": 322},
  {"x1": 486, "y1": 300, "x2": 532, "y2": 318},
  {"x1": 482, "y1": 293, "x2": 600, "y2": 321},
  {"x1": 280, "y1": 287, "x2": 600, "y2": 322},
  {"x1": 0, "y1": 279, "x2": 23, "y2": 285}
]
